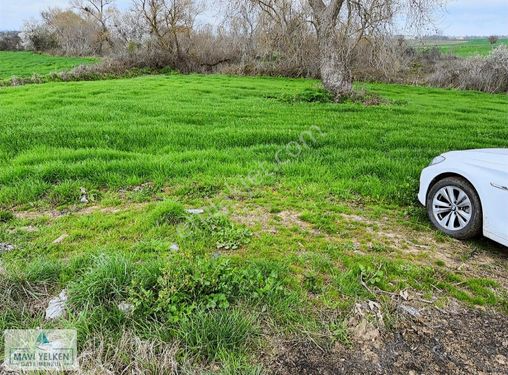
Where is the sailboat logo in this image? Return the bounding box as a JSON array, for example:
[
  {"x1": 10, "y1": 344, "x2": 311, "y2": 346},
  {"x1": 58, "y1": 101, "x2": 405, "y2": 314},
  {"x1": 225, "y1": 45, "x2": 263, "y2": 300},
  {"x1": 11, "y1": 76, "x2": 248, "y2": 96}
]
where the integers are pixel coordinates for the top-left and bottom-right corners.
[{"x1": 36, "y1": 332, "x2": 51, "y2": 350}]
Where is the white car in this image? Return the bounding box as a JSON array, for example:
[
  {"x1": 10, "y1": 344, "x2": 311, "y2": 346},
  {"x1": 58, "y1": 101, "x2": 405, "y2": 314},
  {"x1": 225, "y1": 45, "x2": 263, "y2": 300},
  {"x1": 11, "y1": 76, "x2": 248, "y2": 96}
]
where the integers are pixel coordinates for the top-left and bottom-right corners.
[{"x1": 418, "y1": 149, "x2": 508, "y2": 247}]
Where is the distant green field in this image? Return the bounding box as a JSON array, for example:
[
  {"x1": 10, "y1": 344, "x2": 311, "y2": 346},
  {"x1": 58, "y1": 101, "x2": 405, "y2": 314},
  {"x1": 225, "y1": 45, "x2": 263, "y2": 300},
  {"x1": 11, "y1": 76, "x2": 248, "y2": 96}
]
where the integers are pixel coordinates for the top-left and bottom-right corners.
[
  {"x1": 0, "y1": 51, "x2": 96, "y2": 79},
  {"x1": 436, "y1": 38, "x2": 508, "y2": 57}
]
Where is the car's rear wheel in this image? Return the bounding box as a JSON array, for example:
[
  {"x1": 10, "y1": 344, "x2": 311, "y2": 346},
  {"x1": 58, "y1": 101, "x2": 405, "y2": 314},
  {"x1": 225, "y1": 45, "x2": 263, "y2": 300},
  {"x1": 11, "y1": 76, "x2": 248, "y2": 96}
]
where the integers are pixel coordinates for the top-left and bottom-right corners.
[{"x1": 426, "y1": 176, "x2": 482, "y2": 240}]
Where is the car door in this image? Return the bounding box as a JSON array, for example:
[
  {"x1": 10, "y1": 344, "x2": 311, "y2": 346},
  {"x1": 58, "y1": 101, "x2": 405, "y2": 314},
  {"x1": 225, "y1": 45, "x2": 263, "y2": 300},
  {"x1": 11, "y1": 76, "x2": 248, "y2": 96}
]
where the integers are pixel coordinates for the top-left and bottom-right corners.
[{"x1": 481, "y1": 157, "x2": 508, "y2": 246}]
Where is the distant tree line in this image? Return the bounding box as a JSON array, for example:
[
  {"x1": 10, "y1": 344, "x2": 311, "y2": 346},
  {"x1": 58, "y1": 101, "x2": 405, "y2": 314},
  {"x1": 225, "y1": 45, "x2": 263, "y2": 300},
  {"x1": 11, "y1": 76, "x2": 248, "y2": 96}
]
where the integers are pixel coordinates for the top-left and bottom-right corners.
[
  {"x1": 4, "y1": 0, "x2": 507, "y2": 94},
  {"x1": 13, "y1": 0, "x2": 448, "y2": 98}
]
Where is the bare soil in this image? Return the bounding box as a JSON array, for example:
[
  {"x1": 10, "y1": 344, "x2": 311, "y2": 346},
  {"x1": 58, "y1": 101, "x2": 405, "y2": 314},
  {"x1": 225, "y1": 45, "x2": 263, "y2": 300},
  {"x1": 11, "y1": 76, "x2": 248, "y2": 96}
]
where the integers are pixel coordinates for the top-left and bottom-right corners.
[{"x1": 268, "y1": 302, "x2": 508, "y2": 374}]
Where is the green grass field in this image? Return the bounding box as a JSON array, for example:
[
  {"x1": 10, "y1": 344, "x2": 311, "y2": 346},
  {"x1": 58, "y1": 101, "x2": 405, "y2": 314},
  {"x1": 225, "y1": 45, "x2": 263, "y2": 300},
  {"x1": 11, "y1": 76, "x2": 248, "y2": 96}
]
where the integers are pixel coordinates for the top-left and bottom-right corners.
[
  {"x1": 1, "y1": 72, "x2": 507, "y2": 372},
  {"x1": 1, "y1": 75, "x2": 507, "y2": 206},
  {"x1": 0, "y1": 51, "x2": 96, "y2": 79},
  {"x1": 433, "y1": 38, "x2": 508, "y2": 57}
]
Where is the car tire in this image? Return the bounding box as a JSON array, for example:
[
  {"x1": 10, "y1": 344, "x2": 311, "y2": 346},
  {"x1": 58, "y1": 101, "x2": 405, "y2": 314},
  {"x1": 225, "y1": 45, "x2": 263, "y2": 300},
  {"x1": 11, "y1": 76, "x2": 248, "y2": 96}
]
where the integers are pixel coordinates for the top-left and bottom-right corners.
[{"x1": 426, "y1": 176, "x2": 482, "y2": 240}]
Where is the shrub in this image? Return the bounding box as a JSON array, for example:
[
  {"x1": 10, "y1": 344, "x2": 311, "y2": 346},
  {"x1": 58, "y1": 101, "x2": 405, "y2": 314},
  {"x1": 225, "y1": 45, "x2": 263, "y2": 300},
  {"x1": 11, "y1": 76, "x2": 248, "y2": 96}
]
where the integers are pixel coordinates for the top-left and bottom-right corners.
[
  {"x1": 428, "y1": 45, "x2": 508, "y2": 93},
  {"x1": 0, "y1": 31, "x2": 21, "y2": 51},
  {"x1": 282, "y1": 87, "x2": 334, "y2": 103}
]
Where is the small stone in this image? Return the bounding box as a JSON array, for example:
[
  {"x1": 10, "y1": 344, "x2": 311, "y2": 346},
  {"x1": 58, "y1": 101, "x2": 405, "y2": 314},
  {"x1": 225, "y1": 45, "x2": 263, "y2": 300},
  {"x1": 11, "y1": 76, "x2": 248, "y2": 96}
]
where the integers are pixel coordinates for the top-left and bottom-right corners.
[
  {"x1": 495, "y1": 354, "x2": 506, "y2": 365},
  {"x1": 45, "y1": 290, "x2": 68, "y2": 320},
  {"x1": 53, "y1": 234, "x2": 69, "y2": 244},
  {"x1": 118, "y1": 301, "x2": 134, "y2": 314},
  {"x1": 352, "y1": 319, "x2": 380, "y2": 344},
  {"x1": 0, "y1": 243, "x2": 15, "y2": 253},
  {"x1": 21, "y1": 225, "x2": 38, "y2": 233},
  {"x1": 399, "y1": 304, "x2": 421, "y2": 318},
  {"x1": 169, "y1": 243, "x2": 180, "y2": 251},
  {"x1": 186, "y1": 208, "x2": 204, "y2": 215},
  {"x1": 80, "y1": 187, "x2": 89, "y2": 204},
  {"x1": 399, "y1": 290, "x2": 410, "y2": 300}
]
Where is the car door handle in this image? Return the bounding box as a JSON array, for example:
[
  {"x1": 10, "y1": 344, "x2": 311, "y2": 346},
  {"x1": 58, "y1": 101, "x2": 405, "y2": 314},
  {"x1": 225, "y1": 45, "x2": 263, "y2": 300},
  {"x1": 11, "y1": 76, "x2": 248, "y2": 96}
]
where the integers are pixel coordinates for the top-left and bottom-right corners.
[{"x1": 491, "y1": 182, "x2": 508, "y2": 192}]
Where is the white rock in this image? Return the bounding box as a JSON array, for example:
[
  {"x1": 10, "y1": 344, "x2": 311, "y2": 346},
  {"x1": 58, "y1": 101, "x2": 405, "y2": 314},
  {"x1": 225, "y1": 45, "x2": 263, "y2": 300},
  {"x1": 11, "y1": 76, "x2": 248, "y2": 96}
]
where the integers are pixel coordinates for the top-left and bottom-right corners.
[
  {"x1": 21, "y1": 225, "x2": 38, "y2": 233},
  {"x1": 118, "y1": 301, "x2": 134, "y2": 314},
  {"x1": 186, "y1": 208, "x2": 204, "y2": 215},
  {"x1": 80, "y1": 187, "x2": 89, "y2": 203},
  {"x1": 0, "y1": 243, "x2": 15, "y2": 253},
  {"x1": 53, "y1": 234, "x2": 69, "y2": 244},
  {"x1": 45, "y1": 290, "x2": 68, "y2": 320},
  {"x1": 169, "y1": 243, "x2": 180, "y2": 251},
  {"x1": 399, "y1": 304, "x2": 421, "y2": 318}
]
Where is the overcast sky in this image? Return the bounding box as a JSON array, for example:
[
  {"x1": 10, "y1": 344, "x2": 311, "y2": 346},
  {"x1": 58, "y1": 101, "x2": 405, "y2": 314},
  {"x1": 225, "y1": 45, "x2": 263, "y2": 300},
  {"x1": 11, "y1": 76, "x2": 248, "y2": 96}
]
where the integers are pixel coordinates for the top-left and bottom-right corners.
[{"x1": 1, "y1": 0, "x2": 507, "y2": 36}]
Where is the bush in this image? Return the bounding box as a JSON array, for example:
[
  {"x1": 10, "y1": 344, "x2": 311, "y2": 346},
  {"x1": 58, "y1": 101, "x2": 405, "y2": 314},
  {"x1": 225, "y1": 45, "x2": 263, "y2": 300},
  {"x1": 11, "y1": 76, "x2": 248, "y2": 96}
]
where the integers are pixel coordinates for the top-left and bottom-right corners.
[
  {"x1": 428, "y1": 45, "x2": 508, "y2": 93},
  {"x1": 279, "y1": 87, "x2": 334, "y2": 103},
  {"x1": 0, "y1": 31, "x2": 22, "y2": 51}
]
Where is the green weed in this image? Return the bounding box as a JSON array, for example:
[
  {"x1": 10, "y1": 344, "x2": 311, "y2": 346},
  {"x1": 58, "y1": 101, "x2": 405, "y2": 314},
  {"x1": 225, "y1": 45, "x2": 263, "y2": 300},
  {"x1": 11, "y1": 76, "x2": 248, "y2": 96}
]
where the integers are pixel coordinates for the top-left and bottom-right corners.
[
  {"x1": 187, "y1": 214, "x2": 252, "y2": 250},
  {"x1": 129, "y1": 254, "x2": 285, "y2": 322},
  {"x1": 0, "y1": 51, "x2": 96, "y2": 79}
]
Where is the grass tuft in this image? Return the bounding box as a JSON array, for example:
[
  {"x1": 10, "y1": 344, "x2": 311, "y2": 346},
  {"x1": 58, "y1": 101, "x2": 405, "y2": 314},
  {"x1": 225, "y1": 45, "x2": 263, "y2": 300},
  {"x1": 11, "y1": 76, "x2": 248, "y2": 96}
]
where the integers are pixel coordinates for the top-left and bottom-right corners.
[
  {"x1": 151, "y1": 200, "x2": 187, "y2": 226},
  {"x1": 0, "y1": 210, "x2": 14, "y2": 223},
  {"x1": 176, "y1": 308, "x2": 258, "y2": 361},
  {"x1": 68, "y1": 254, "x2": 135, "y2": 308}
]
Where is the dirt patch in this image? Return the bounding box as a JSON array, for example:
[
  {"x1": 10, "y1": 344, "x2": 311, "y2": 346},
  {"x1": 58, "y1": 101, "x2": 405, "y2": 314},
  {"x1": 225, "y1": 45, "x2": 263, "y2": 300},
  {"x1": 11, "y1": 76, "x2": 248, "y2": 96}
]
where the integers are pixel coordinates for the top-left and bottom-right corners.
[
  {"x1": 14, "y1": 203, "x2": 147, "y2": 221},
  {"x1": 229, "y1": 206, "x2": 322, "y2": 236},
  {"x1": 338, "y1": 211, "x2": 508, "y2": 289},
  {"x1": 277, "y1": 211, "x2": 321, "y2": 235},
  {"x1": 229, "y1": 206, "x2": 276, "y2": 233},
  {"x1": 267, "y1": 303, "x2": 508, "y2": 374}
]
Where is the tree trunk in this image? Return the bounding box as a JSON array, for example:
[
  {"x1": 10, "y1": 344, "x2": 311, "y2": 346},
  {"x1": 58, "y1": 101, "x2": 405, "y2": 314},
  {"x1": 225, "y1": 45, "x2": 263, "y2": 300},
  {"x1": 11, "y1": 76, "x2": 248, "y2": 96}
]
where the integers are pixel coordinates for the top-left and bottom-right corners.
[
  {"x1": 318, "y1": 35, "x2": 352, "y2": 99},
  {"x1": 316, "y1": 23, "x2": 352, "y2": 99},
  {"x1": 308, "y1": 0, "x2": 352, "y2": 99}
]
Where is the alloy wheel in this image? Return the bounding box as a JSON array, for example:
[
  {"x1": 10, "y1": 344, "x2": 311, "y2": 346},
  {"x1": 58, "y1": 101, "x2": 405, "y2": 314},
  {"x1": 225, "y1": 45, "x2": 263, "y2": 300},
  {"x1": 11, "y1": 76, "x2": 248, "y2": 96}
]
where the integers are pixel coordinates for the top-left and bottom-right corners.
[{"x1": 432, "y1": 186, "x2": 472, "y2": 231}]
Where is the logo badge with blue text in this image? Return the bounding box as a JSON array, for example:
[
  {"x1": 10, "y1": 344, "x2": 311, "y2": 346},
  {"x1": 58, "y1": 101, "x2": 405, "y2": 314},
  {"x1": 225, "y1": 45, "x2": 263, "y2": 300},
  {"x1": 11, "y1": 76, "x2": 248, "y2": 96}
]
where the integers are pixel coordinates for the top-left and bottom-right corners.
[{"x1": 4, "y1": 329, "x2": 78, "y2": 371}]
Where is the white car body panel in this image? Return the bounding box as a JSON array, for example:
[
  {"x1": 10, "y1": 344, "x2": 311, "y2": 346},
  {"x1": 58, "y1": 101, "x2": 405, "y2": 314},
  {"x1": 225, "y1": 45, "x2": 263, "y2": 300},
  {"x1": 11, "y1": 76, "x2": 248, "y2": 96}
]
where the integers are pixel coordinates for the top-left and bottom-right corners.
[{"x1": 418, "y1": 149, "x2": 508, "y2": 247}]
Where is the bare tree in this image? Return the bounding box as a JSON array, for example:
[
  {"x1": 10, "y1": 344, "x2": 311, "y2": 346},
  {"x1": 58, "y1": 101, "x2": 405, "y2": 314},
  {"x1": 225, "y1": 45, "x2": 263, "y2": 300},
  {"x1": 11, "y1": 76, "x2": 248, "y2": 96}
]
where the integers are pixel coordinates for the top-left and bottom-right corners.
[
  {"x1": 73, "y1": 0, "x2": 116, "y2": 54},
  {"x1": 111, "y1": 8, "x2": 147, "y2": 52},
  {"x1": 133, "y1": 0, "x2": 202, "y2": 58},
  {"x1": 242, "y1": 0, "x2": 442, "y2": 99},
  {"x1": 40, "y1": 8, "x2": 98, "y2": 55}
]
